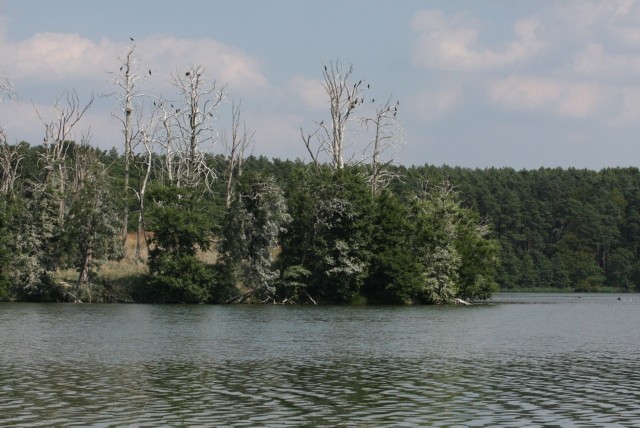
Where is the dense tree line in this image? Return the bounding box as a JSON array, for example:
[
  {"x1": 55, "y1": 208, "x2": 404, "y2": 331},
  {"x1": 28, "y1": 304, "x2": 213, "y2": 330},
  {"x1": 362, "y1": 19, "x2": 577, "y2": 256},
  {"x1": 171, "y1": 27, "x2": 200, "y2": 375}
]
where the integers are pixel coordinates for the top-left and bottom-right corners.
[
  {"x1": 0, "y1": 139, "x2": 501, "y2": 303},
  {"x1": 407, "y1": 165, "x2": 640, "y2": 292},
  {"x1": 4, "y1": 139, "x2": 640, "y2": 302}
]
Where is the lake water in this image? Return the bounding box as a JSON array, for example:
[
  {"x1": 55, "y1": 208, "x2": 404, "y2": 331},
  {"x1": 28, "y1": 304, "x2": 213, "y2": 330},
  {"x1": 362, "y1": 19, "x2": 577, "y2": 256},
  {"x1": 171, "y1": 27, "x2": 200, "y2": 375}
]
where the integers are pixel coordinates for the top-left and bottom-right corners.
[{"x1": 1, "y1": 293, "x2": 640, "y2": 427}]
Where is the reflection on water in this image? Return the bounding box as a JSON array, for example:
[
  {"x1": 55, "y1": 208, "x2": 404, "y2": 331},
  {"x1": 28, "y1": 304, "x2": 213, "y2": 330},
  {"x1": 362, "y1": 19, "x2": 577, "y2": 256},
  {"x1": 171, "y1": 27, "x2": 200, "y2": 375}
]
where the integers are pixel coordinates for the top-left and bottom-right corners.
[{"x1": 1, "y1": 294, "x2": 640, "y2": 426}]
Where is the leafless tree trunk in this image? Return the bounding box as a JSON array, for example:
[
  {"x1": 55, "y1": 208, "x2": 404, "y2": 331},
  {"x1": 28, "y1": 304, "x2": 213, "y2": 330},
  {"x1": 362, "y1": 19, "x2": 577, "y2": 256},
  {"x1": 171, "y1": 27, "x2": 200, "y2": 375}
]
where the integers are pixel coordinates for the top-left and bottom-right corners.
[
  {"x1": 164, "y1": 65, "x2": 225, "y2": 190},
  {"x1": 224, "y1": 100, "x2": 254, "y2": 208},
  {"x1": 132, "y1": 107, "x2": 159, "y2": 261},
  {"x1": 35, "y1": 89, "x2": 94, "y2": 222},
  {"x1": 0, "y1": 132, "x2": 23, "y2": 196},
  {"x1": 361, "y1": 97, "x2": 403, "y2": 196},
  {"x1": 302, "y1": 60, "x2": 367, "y2": 170},
  {"x1": 0, "y1": 76, "x2": 19, "y2": 195},
  {"x1": 0, "y1": 75, "x2": 14, "y2": 102},
  {"x1": 110, "y1": 44, "x2": 146, "y2": 244}
]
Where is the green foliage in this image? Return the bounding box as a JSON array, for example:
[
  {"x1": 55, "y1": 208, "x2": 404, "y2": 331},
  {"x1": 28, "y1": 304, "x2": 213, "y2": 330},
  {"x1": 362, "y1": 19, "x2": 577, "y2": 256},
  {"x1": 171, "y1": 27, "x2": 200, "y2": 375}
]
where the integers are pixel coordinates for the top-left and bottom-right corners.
[
  {"x1": 61, "y1": 165, "x2": 124, "y2": 301},
  {"x1": 363, "y1": 191, "x2": 423, "y2": 303},
  {"x1": 147, "y1": 186, "x2": 213, "y2": 257},
  {"x1": 0, "y1": 199, "x2": 12, "y2": 300},
  {"x1": 278, "y1": 167, "x2": 373, "y2": 303},
  {"x1": 276, "y1": 265, "x2": 312, "y2": 303},
  {"x1": 147, "y1": 254, "x2": 215, "y2": 303},
  {"x1": 2, "y1": 188, "x2": 60, "y2": 300},
  {"x1": 146, "y1": 185, "x2": 217, "y2": 303}
]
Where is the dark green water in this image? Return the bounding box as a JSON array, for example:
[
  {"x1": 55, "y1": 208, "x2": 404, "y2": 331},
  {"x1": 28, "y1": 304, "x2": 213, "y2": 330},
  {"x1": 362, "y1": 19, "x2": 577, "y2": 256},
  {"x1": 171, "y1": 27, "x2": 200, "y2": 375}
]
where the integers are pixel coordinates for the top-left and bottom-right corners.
[{"x1": 1, "y1": 293, "x2": 640, "y2": 426}]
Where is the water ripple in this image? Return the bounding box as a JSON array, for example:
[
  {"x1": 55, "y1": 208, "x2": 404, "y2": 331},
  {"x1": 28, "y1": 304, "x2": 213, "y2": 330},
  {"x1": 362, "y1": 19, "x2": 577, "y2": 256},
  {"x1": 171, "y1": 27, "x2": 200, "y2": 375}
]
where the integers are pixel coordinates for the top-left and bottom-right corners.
[{"x1": 1, "y1": 299, "x2": 640, "y2": 426}]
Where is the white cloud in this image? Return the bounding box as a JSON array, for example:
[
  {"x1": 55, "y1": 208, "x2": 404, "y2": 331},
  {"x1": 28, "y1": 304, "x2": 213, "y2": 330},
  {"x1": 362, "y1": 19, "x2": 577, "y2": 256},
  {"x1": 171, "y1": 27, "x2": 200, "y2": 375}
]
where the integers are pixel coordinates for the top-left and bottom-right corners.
[
  {"x1": 287, "y1": 75, "x2": 326, "y2": 111},
  {"x1": 254, "y1": 113, "x2": 302, "y2": 150},
  {"x1": 553, "y1": 0, "x2": 638, "y2": 37},
  {"x1": 0, "y1": 31, "x2": 268, "y2": 95},
  {"x1": 0, "y1": 29, "x2": 271, "y2": 150},
  {"x1": 0, "y1": 33, "x2": 117, "y2": 81},
  {"x1": 0, "y1": 99, "x2": 42, "y2": 143},
  {"x1": 488, "y1": 76, "x2": 603, "y2": 118},
  {"x1": 572, "y1": 43, "x2": 640, "y2": 77},
  {"x1": 413, "y1": 85, "x2": 462, "y2": 121},
  {"x1": 411, "y1": 10, "x2": 544, "y2": 71},
  {"x1": 610, "y1": 88, "x2": 640, "y2": 125},
  {"x1": 139, "y1": 35, "x2": 268, "y2": 94}
]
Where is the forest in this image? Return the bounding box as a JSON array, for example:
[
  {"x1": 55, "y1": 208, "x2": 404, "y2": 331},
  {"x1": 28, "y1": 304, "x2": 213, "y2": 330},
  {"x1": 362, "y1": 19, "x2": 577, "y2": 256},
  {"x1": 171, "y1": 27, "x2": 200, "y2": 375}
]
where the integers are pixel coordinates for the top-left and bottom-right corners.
[{"x1": 1, "y1": 50, "x2": 638, "y2": 304}]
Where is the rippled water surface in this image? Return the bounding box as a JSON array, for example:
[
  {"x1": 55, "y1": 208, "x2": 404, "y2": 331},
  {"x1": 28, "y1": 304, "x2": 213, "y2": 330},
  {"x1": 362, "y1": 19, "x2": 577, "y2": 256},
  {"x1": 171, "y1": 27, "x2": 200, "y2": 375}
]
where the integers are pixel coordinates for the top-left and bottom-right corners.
[{"x1": 2, "y1": 293, "x2": 640, "y2": 426}]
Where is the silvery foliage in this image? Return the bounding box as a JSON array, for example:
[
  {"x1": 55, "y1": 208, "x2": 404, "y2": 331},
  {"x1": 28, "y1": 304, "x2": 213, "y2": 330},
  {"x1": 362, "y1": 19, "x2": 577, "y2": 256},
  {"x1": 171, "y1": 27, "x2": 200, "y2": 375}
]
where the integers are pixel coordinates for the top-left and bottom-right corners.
[
  {"x1": 7, "y1": 188, "x2": 58, "y2": 297},
  {"x1": 420, "y1": 245, "x2": 461, "y2": 304},
  {"x1": 416, "y1": 182, "x2": 466, "y2": 304},
  {"x1": 223, "y1": 177, "x2": 291, "y2": 296},
  {"x1": 324, "y1": 239, "x2": 367, "y2": 276}
]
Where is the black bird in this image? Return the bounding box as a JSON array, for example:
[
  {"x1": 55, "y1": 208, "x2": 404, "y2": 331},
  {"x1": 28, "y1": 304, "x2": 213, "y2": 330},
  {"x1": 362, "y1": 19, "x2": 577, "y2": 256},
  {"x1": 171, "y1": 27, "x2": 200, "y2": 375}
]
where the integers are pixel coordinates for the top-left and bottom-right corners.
[
  {"x1": 372, "y1": 98, "x2": 375, "y2": 103},
  {"x1": 186, "y1": 71, "x2": 191, "y2": 77},
  {"x1": 119, "y1": 66, "x2": 123, "y2": 71},
  {"x1": 149, "y1": 69, "x2": 152, "y2": 76},
  {"x1": 367, "y1": 84, "x2": 370, "y2": 89},
  {"x1": 324, "y1": 65, "x2": 327, "y2": 71},
  {"x1": 130, "y1": 37, "x2": 134, "y2": 41}
]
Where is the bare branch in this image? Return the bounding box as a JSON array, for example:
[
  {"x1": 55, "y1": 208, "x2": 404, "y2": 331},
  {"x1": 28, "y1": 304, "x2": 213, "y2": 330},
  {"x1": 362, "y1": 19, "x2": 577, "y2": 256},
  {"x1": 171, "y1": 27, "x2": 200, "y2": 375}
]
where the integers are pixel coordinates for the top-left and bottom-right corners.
[
  {"x1": 0, "y1": 75, "x2": 15, "y2": 102},
  {"x1": 301, "y1": 60, "x2": 368, "y2": 170},
  {"x1": 360, "y1": 96, "x2": 403, "y2": 196},
  {"x1": 0, "y1": 133, "x2": 23, "y2": 196},
  {"x1": 163, "y1": 65, "x2": 226, "y2": 190},
  {"x1": 224, "y1": 100, "x2": 255, "y2": 208},
  {"x1": 34, "y1": 89, "x2": 94, "y2": 221}
]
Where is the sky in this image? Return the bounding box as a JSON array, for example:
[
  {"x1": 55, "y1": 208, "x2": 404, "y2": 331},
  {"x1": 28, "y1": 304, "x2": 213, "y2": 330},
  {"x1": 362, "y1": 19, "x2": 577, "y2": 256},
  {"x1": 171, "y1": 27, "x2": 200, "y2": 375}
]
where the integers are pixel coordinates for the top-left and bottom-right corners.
[{"x1": 1, "y1": 0, "x2": 640, "y2": 170}]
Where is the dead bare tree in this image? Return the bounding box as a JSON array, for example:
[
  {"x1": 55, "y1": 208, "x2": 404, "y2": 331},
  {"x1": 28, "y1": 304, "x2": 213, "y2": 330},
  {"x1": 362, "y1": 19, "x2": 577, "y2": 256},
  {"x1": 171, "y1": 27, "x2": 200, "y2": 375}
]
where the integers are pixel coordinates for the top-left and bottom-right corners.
[
  {"x1": 164, "y1": 65, "x2": 225, "y2": 190},
  {"x1": 131, "y1": 106, "x2": 161, "y2": 260},
  {"x1": 0, "y1": 75, "x2": 20, "y2": 196},
  {"x1": 302, "y1": 60, "x2": 367, "y2": 170},
  {"x1": 0, "y1": 130, "x2": 23, "y2": 196},
  {"x1": 0, "y1": 75, "x2": 14, "y2": 102},
  {"x1": 35, "y1": 89, "x2": 95, "y2": 222},
  {"x1": 223, "y1": 100, "x2": 254, "y2": 208},
  {"x1": 110, "y1": 43, "x2": 147, "y2": 243},
  {"x1": 361, "y1": 97, "x2": 403, "y2": 196}
]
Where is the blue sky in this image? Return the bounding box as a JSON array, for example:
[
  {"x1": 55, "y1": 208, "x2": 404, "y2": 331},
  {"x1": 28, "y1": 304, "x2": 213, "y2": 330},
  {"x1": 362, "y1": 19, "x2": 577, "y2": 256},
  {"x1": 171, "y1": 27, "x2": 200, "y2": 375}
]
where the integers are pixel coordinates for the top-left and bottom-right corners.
[{"x1": 1, "y1": 0, "x2": 640, "y2": 169}]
